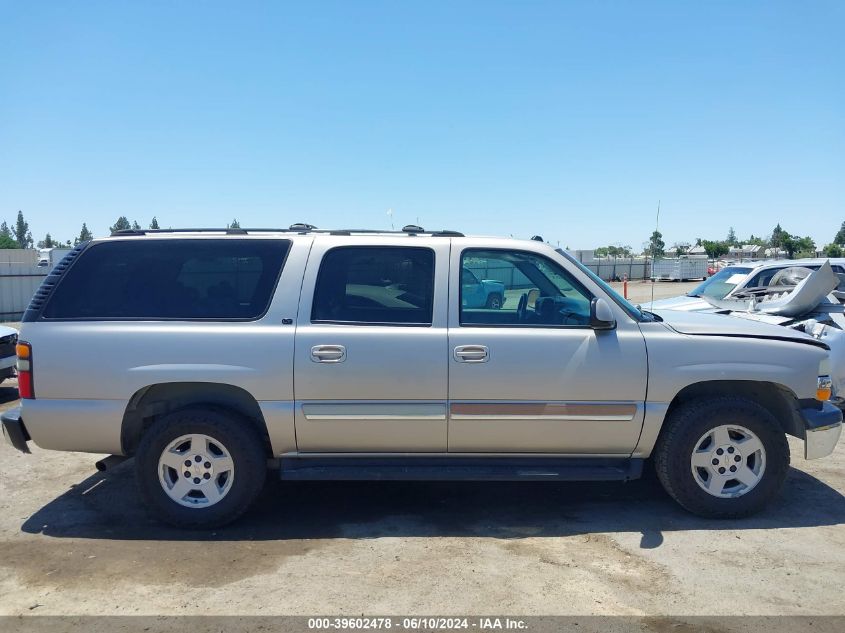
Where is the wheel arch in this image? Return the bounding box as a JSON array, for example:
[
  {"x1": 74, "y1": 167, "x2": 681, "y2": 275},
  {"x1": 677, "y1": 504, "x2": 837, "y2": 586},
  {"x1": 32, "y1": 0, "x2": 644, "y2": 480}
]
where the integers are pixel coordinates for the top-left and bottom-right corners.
[
  {"x1": 121, "y1": 382, "x2": 273, "y2": 457},
  {"x1": 664, "y1": 380, "x2": 806, "y2": 439}
]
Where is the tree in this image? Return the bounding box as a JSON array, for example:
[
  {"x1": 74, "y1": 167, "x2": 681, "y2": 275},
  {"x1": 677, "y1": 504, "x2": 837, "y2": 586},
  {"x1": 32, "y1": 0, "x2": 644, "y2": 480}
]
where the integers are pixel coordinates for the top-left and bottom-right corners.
[
  {"x1": 150, "y1": 216, "x2": 160, "y2": 230},
  {"x1": 726, "y1": 227, "x2": 738, "y2": 246},
  {"x1": 594, "y1": 244, "x2": 632, "y2": 258},
  {"x1": 228, "y1": 218, "x2": 241, "y2": 229},
  {"x1": 781, "y1": 233, "x2": 815, "y2": 259},
  {"x1": 824, "y1": 243, "x2": 843, "y2": 258},
  {"x1": 0, "y1": 221, "x2": 17, "y2": 249},
  {"x1": 132, "y1": 220, "x2": 141, "y2": 230},
  {"x1": 75, "y1": 223, "x2": 93, "y2": 245},
  {"x1": 700, "y1": 240, "x2": 730, "y2": 260},
  {"x1": 37, "y1": 233, "x2": 55, "y2": 249},
  {"x1": 834, "y1": 221, "x2": 845, "y2": 246},
  {"x1": 745, "y1": 234, "x2": 768, "y2": 247},
  {"x1": 648, "y1": 230, "x2": 665, "y2": 258},
  {"x1": 771, "y1": 223, "x2": 785, "y2": 248},
  {"x1": 14, "y1": 210, "x2": 31, "y2": 248},
  {"x1": 109, "y1": 216, "x2": 132, "y2": 233}
]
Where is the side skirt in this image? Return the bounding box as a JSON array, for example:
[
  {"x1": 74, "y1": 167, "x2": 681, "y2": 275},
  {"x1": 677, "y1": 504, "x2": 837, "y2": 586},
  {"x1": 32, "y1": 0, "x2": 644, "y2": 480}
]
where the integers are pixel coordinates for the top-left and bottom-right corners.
[{"x1": 279, "y1": 456, "x2": 644, "y2": 482}]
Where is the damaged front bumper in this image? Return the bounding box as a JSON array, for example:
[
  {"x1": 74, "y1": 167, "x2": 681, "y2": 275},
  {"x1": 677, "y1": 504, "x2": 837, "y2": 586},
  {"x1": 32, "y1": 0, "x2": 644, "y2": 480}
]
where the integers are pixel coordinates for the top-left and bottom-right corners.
[{"x1": 801, "y1": 402, "x2": 843, "y2": 460}]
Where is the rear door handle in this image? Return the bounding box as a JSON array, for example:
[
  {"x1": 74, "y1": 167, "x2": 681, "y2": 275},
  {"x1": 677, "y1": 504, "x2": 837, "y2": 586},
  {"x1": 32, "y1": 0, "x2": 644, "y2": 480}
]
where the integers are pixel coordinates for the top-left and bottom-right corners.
[
  {"x1": 311, "y1": 344, "x2": 347, "y2": 363},
  {"x1": 454, "y1": 345, "x2": 489, "y2": 363}
]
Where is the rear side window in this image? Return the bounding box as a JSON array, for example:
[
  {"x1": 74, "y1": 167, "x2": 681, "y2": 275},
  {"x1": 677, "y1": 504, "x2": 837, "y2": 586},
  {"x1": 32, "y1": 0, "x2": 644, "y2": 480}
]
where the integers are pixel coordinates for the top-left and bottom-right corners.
[
  {"x1": 42, "y1": 239, "x2": 290, "y2": 320},
  {"x1": 311, "y1": 246, "x2": 434, "y2": 325}
]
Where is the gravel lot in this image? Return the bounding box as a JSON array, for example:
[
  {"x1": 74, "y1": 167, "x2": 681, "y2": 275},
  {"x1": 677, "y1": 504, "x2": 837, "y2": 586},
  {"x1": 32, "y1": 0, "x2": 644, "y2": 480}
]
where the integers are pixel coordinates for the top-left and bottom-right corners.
[{"x1": 0, "y1": 282, "x2": 843, "y2": 619}]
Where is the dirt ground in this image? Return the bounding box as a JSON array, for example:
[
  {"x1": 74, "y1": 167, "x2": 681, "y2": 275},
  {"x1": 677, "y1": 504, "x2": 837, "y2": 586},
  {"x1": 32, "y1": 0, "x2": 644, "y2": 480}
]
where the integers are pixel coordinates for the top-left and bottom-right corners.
[{"x1": 0, "y1": 281, "x2": 843, "y2": 618}]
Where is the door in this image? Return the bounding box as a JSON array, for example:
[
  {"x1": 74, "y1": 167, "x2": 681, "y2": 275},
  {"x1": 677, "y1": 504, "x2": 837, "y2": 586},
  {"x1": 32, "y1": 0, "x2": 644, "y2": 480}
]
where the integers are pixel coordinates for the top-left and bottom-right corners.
[
  {"x1": 448, "y1": 243, "x2": 648, "y2": 454},
  {"x1": 294, "y1": 237, "x2": 450, "y2": 452}
]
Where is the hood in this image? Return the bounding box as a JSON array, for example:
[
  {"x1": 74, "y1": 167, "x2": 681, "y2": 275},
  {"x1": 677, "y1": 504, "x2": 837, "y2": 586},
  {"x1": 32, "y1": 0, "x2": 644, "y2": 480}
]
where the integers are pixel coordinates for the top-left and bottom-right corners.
[
  {"x1": 0, "y1": 325, "x2": 17, "y2": 337},
  {"x1": 652, "y1": 308, "x2": 828, "y2": 350},
  {"x1": 642, "y1": 295, "x2": 714, "y2": 312}
]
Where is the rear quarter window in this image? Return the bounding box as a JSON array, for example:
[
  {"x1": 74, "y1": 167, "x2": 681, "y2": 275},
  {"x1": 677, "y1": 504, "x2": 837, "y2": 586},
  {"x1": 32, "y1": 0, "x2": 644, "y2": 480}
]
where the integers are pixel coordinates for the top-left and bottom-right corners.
[{"x1": 41, "y1": 239, "x2": 291, "y2": 320}]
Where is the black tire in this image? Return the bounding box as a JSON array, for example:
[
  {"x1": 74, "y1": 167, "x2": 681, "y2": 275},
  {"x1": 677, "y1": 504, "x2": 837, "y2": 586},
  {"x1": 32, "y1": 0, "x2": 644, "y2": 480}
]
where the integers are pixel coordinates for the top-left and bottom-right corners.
[
  {"x1": 135, "y1": 406, "x2": 267, "y2": 528},
  {"x1": 653, "y1": 396, "x2": 790, "y2": 518},
  {"x1": 485, "y1": 293, "x2": 503, "y2": 309}
]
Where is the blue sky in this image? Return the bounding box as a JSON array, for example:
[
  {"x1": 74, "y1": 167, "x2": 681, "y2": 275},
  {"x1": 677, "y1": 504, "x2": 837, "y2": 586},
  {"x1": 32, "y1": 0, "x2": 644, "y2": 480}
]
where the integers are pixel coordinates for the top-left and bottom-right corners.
[{"x1": 1, "y1": 1, "x2": 842, "y2": 250}]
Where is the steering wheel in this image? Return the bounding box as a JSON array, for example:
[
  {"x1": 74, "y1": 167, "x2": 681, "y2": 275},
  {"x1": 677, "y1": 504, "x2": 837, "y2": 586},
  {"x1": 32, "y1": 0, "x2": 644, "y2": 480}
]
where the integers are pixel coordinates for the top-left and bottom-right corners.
[{"x1": 517, "y1": 293, "x2": 528, "y2": 323}]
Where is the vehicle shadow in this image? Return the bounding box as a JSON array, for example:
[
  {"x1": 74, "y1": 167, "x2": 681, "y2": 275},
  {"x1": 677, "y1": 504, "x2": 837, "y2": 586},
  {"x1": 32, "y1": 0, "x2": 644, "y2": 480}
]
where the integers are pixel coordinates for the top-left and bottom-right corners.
[{"x1": 21, "y1": 460, "x2": 845, "y2": 549}]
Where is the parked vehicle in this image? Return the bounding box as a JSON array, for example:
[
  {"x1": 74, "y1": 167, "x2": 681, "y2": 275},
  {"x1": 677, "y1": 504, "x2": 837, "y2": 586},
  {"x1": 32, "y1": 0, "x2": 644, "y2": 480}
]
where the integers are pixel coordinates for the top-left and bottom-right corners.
[
  {"x1": 461, "y1": 267, "x2": 506, "y2": 309},
  {"x1": 644, "y1": 258, "x2": 845, "y2": 312},
  {"x1": 2, "y1": 226, "x2": 841, "y2": 528},
  {"x1": 0, "y1": 325, "x2": 18, "y2": 384}
]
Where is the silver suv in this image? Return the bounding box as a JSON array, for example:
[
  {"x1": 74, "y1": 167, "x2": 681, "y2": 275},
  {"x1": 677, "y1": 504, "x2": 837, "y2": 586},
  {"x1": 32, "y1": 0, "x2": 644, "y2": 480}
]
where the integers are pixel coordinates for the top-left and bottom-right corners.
[{"x1": 2, "y1": 226, "x2": 842, "y2": 528}]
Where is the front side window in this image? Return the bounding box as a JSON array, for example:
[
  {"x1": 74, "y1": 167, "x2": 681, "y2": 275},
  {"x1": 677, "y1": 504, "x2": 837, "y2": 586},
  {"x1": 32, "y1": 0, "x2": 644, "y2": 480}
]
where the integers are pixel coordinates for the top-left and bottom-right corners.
[
  {"x1": 312, "y1": 247, "x2": 434, "y2": 325},
  {"x1": 460, "y1": 249, "x2": 592, "y2": 326},
  {"x1": 43, "y1": 239, "x2": 290, "y2": 320}
]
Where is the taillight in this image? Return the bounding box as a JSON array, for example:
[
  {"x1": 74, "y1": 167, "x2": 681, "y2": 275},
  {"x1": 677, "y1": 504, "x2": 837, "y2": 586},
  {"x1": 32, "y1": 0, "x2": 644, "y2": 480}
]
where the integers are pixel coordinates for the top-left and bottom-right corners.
[{"x1": 16, "y1": 341, "x2": 33, "y2": 399}]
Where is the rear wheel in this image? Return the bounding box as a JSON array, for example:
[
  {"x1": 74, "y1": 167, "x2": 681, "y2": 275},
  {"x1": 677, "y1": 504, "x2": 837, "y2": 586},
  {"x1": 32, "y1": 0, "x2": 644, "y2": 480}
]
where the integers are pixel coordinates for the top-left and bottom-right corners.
[
  {"x1": 486, "y1": 293, "x2": 503, "y2": 309},
  {"x1": 654, "y1": 396, "x2": 790, "y2": 518},
  {"x1": 136, "y1": 406, "x2": 267, "y2": 528}
]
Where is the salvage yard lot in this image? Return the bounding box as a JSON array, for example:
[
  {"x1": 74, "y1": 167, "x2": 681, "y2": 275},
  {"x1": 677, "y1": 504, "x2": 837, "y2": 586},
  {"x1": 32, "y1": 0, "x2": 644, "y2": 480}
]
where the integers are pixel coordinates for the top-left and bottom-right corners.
[{"x1": 0, "y1": 283, "x2": 843, "y2": 617}]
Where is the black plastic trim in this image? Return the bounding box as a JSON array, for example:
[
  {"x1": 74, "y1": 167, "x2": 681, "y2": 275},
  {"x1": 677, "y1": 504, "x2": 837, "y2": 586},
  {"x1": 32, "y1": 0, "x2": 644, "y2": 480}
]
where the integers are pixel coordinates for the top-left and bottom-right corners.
[
  {"x1": 280, "y1": 456, "x2": 644, "y2": 482},
  {"x1": 1, "y1": 407, "x2": 30, "y2": 454},
  {"x1": 799, "y1": 402, "x2": 843, "y2": 431}
]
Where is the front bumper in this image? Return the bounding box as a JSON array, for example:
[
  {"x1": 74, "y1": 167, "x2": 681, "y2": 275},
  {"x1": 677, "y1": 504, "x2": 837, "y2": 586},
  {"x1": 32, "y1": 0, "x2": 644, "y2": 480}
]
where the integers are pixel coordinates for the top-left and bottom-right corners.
[
  {"x1": 1, "y1": 407, "x2": 30, "y2": 453},
  {"x1": 801, "y1": 402, "x2": 843, "y2": 460}
]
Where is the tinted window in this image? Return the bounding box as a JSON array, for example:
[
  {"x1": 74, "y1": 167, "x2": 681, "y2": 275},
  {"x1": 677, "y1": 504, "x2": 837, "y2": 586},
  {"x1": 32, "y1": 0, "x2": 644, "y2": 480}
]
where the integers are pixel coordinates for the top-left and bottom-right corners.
[
  {"x1": 43, "y1": 239, "x2": 290, "y2": 320},
  {"x1": 461, "y1": 249, "x2": 592, "y2": 326},
  {"x1": 312, "y1": 247, "x2": 434, "y2": 325}
]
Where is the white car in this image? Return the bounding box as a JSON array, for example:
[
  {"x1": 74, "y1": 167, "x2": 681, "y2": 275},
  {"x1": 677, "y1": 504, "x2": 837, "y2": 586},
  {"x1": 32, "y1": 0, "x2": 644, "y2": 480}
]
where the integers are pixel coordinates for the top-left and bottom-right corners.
[
  {"x1": 645, "y1": 259, "x2": 845, "y2": 312},
  {"x1": 0, "y1": 325, "x2": 18, "y2": 384}
]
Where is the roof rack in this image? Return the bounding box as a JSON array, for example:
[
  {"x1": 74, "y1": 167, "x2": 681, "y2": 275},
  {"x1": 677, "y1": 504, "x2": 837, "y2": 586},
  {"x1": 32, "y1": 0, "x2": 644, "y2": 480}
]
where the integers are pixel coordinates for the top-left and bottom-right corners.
[{"x1": 111, "y1": 224, "x2": 465, "y2": 237}]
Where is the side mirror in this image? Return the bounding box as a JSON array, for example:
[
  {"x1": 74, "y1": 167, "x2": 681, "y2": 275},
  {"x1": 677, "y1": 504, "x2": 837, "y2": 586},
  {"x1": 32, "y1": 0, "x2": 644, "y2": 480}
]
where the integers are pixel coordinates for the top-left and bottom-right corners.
[{"x1": 590, "y1": 297, "x2": 617, "y2": 330}]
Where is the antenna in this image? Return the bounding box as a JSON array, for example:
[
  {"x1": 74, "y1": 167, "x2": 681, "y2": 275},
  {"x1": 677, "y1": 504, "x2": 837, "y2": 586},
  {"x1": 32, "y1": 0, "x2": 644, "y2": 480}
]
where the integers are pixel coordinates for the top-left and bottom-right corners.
[{"x1": 650, "y1": 200, "x2": 661, "y2": 307}]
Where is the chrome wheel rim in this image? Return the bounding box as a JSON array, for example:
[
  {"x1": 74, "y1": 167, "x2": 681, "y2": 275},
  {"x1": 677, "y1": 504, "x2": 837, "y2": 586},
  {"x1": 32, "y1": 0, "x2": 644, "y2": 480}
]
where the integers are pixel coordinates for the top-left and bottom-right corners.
[
  {"x1": 690, "y1": 424, "x2": 766, "y2": 498},
  {"x1": 158, "y1": 433, "x2": 235, "y2": 508}
]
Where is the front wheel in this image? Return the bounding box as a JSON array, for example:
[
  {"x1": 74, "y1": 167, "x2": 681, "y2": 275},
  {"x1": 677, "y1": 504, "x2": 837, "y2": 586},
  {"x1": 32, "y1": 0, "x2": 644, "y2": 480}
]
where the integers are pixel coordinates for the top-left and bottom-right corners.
[
  {"x1": 135, "y1": 407, "x2": 267, "y2": 528},
  {"x1": 485, "y1": 293, "x2": 503, "y2": 310},
  {"x1": 654, "y1": 396, "x2": 790, "y2": 518}
]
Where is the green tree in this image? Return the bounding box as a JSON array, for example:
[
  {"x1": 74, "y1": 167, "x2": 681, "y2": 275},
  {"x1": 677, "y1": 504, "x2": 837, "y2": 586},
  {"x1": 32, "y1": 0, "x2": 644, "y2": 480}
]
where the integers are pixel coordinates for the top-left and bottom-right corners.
[
  {"x1": 823, "y1": 243, "x2": 843, "y2": 258},
  {"x1": 771, "y1": 223, "x2": 785, "y2": 248},
  {"x1": 14, "y1": 210, "x2": 31, "y2": 248},
  {"x1": 834, "y1": 221, "x2": 845, "y2": 246},
  {"x1": 110, "y1": 216, "x2": 132, "y2": 233},
  {"x1": 132, "y1": 220, "x2": 141, "y2": 230},
  {"x1": 0, "y1": 221, "x2": 11, "y2": 240},
  {"x1": 781, "y1": 233, "x2": 815, "y2": 259},
  {"x1": 150, "y1": 216, "x2": 160, "y2": 229},
  {"x1": 726, "y1": 227, "x2": 738, "y2": 246},
  {"x1": 701, "y1": 240, "x2": 730, "y2": 260},
  {"x1": 228, "y1": 218, "x2": 241, "y2": 229},
  {"x1": 648, "y1": 230, "x2": 665, "y2": 258},
  {"x1": 75, "y1": 222, "x2": 93, "y2": 245},
  {"x1": 37, "y1": 233, "x2": 55, "y2": 248},
  {"x1": 0, "y1": 232, "x2": 18, "y2": 249}
]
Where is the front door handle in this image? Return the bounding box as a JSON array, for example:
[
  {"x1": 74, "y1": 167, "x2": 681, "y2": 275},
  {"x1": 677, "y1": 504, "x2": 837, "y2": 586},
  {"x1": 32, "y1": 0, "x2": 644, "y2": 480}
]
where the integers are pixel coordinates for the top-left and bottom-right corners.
[
  {"x1": 454, "y1": 345, "x2": 489, "y2": 363},
  {"x1": 311, "y1": 344, "x2": 347, "y2": 363}
]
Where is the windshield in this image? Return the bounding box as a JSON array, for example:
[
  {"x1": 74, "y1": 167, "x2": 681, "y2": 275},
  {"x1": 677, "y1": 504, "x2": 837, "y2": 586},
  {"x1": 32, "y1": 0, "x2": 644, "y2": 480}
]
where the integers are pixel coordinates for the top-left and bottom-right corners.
[
  {"x1": 686, "y1": 266, "x2": 753, "y2": 300},
  {"x1": 555, "y1": 248, "x2": 646, "y2": 321}
]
